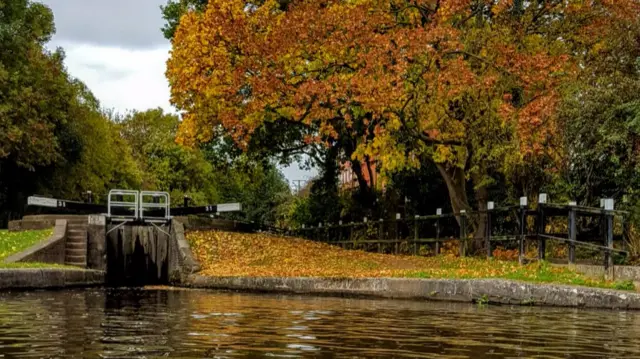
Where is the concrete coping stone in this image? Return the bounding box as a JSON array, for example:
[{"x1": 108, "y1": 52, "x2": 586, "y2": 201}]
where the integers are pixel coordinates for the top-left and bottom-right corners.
[
  {"x1": 0, "y1": 269, "x2": 105, "y2": 289},
  {"x1": 183, "y1": 275, "x2": 640, "y2": 310}
]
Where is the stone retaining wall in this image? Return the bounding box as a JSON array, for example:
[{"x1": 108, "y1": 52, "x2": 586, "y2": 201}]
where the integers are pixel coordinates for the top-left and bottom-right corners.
[
  {"x1": 183, "y1": 276, "x2": 640, "y2": 310},
  {"x1": 0, "y1": 269, "x2": 104, "y2": 289},
  {"x1": 87, "y1": 215, "x2": 106, "y2": 271},
  {"x1": 8, "y1": 219, "x2": 55, "y2": 231},
  {"x1": 570, "y1": 264, "x2": 640, "y2": 282},
  {"x1": 9, "y1": 215, "x2": 88, "y2": 232},
  {"x1": 169, "y1": 220, "x2": 201, "y2": 283},
  {"x1": 4, "y1": 220, "x2": 67, "y2": 265}
]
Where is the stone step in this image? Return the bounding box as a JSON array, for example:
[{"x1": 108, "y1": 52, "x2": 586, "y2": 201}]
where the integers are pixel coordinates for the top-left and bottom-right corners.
[
  {"x1": 66, "y1": 242, "x2": 86, "y2": 250},
  {"x1": 67, "y1": 236, "x2": 86, "y2": 242},
  {"x1": 67, "y1": 220, "x2": 88, "y2": 225},
  {"x1": 65, "y1": 262, "x2": 86, "y2": 268},
  {"x1": 66, "y1": 248, "x2": 86, "y2": 256},
  {"x1": 67, "y1": 227, "x2": 88, "y2": 232},
  {"x1": 65, "y1": 254, "x2": 86, "y2": 263}
]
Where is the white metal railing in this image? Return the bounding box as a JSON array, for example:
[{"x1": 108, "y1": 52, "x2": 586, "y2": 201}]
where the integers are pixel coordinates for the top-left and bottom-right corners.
[
  {"x1": 139, "y1": 191, "x2": 171, "y2": 223},
  {"x1": 108, "y1": 189, "x2": 139, "y2": 222},
  {"x1": 104, "y1": 190, "x2": 242, "y2": 223}
]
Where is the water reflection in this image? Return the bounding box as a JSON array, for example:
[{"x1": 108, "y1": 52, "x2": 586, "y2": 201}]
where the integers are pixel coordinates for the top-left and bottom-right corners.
[{"x1": 0, "y1": 288, "x2": 638, "y2": 358}]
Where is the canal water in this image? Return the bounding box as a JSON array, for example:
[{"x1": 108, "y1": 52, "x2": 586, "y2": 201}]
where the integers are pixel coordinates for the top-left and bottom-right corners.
[{"x1": 0, "y1": 288, "x2": 638, "y2": 358}]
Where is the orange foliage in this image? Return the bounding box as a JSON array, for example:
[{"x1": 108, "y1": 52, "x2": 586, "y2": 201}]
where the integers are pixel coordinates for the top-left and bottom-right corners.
[
  {"x1": 492, "y1": 247, "x2": 519, "y2": 261},
  {"x1": 167, "y1": 0, "x2": 640, "y2": 176}
]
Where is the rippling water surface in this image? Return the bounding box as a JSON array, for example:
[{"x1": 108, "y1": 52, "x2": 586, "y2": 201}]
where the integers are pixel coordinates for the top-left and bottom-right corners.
[{"x1": 0, "y1": 288, "x2": 638, "y2": 358}]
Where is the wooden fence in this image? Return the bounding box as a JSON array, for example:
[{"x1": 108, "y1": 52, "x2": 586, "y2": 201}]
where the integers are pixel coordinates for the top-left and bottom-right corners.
[{"x1": 294, "y1": 196, "x2": 630, "y2": 271}]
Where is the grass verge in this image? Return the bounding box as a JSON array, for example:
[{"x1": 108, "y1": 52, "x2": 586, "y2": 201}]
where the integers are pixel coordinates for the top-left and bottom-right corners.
[
  {"x1": 0, "y1": 229, "x2": 53, "y2": 261},
  {"x1": 187, "y1": 230, "x2": 635, "y2": 291},
  {"x1": 0, "y1": 229, "x2": 77, "y2": 269}
]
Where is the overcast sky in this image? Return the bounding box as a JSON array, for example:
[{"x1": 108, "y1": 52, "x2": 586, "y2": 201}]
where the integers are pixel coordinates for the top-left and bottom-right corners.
[{"x1": 38, "y1": 0, "x2": 315, "y2": 184}]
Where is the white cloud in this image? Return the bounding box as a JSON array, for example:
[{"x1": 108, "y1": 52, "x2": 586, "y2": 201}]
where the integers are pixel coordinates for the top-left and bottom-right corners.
[{"x1": 50, "y1": 41, "x2": 175, "y2": 114}]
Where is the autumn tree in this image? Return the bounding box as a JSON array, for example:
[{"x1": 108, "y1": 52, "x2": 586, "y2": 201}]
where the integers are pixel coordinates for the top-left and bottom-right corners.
[
  {"x1": 162, "y1": 0, "x2": 381, "y2": 206},
  {"x1": 166, "y1": 0, "x2": 639, "y2": 241}
]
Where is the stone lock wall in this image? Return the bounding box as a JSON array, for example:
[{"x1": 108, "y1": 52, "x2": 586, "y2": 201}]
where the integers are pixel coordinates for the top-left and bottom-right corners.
[{"x1": 87, "y1": 215, "x2": 107, "y2": 271}]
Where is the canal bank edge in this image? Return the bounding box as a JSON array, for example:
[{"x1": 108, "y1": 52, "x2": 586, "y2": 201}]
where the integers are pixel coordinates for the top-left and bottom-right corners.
[
  {"x1": 0, "y1": 269, "x2": 105, "y2": 289},
  {"x1": 182, "y1": 275, "x2": 640, "y2": 310}
]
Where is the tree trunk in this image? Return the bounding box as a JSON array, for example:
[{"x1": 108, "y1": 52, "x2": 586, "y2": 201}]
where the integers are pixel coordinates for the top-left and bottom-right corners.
[
  {"x1": 350, "y1": 158, "x2": 375, "y2": 207},
  {"x1": 436, "y1": 163, "x2": 490, "y2": 254},
  {"x1": 342, "y1": 137, "x2": 375, "y2": 209},
  {"x1": 436, "y1": 163, "x2": 471, "y2": 217},
  {"x1": 471, "y1": 172, "x2": 489, "y2": 253},
  {"x1": 364, "y1": 155, "x2": 376, "y2": 190}
]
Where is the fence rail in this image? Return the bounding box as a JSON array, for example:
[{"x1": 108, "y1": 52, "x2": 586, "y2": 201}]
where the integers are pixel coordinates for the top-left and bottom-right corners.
[{"x1": 294, "y1": 196, "x2": 629, "y2": 272}]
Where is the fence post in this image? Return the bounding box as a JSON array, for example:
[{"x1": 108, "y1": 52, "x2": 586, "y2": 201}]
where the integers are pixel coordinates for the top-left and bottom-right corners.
[
  {"x1": 349, "y1": 222, "x2": 355, "y2": 249},
  {"x1": 183, "y1": 195, "x2": 190, "y2": 208},
  {"x1": 537, "y1": 194, "x2": 547, "y2": 261},
  {"x1": 519, "y1": 197, "x2": 528, "y2": 265},
  {"x1": 459, "y1": 210, "x2": 467, "y2": 257},
  {"x1": 623, "y1": 214, "x2": 630, "y2": 254},
  {"x1": 436, "y1": 208, "x2": 442, "y2": 255},
  {"x1": 604, "y1": 199, "x2": 614, "y2": 279},
  {"x1": 338, "y1": 220, "x2": 343, "y2": 244},
  {"x1": 486, "y1": 201, "x2": 494, "y2": 258},
  {"x1": 378, "y1": 219, "x2": 384, "y2": 253},
  {"x1": 395, "y1": 213, "x2": 401, "y2": 254},
  {"x1": 568, "y1": 204, "x2": 576, "y2": 265},
  {"x1": 414, "y1": 215, "x2": 419, "y2": 255}
]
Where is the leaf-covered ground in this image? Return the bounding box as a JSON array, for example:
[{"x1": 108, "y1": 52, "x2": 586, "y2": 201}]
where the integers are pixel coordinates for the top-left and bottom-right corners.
[
  {"x1": 187, "y1": 231, "x2": 634, "y2": 291},
  {"x1": 0, "y1": 229, "x2": 62, "y2": 268}
]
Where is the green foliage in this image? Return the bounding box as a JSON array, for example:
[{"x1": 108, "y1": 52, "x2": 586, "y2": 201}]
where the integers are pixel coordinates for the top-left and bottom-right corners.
[
  {"x1": 554, "y1": 14, "x2": 640, "y2": 207},
  {"x1": 118, "y1": 108, "x2": 219, "y2": 204},
  {"x1": 613, "y1": 280, "x2": 636, "y2": 291},
  {"x1": 43, "y1": 106, "x2": 142, "y2": 203},
  {"x1": 210, "y1": 156, "x2": 291, "y2": 225},
  {"x1": 160, "y1": 0, "x2": 208, "y2": 40},
  {"x1": 0, "y1": 0, "x2": 291, "y2": 227},
  {"x1": 115, "y1": 108, "x2": 292, "y2": 225},
  {"x1": 476, "y1": 294, "x2": 490, "y2": 306},
  {"x1": 0, "y1": 1, "x2": 72, "y2": 169},
  {"x1": 0, "y1": 0, "x2": 141, "y2": 223},
  {"x1": 0, "y1": 229, "x2": 52, "y2": 261}
]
